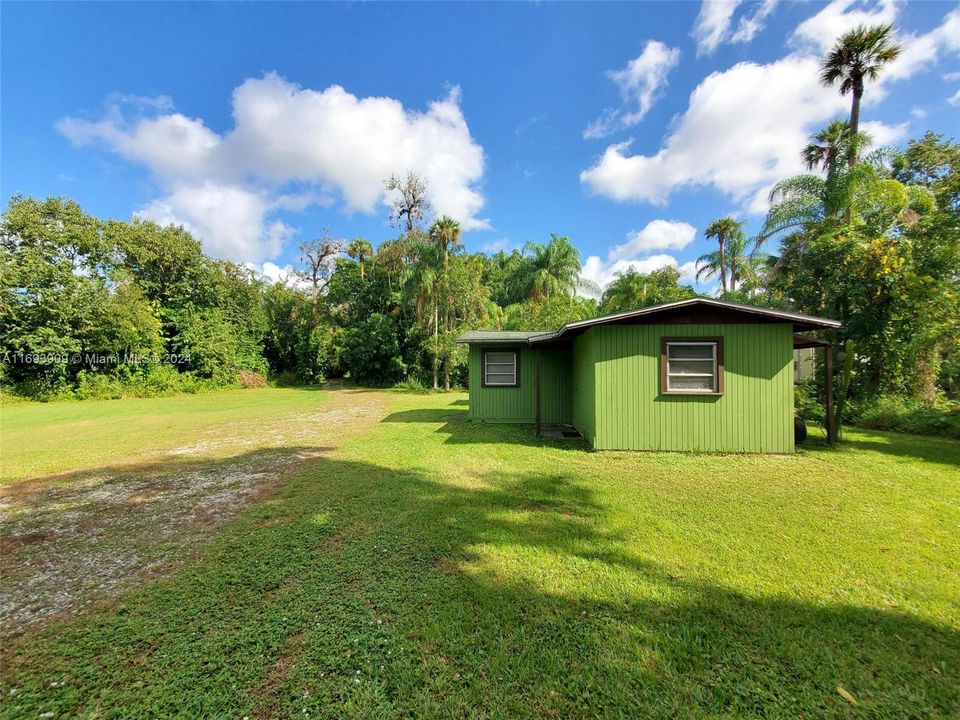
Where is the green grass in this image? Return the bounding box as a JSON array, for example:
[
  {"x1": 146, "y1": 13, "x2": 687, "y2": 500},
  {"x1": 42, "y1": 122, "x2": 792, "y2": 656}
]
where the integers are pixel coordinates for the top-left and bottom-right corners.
[
  {"x1": 2, "y1": 390, "x2": 959, "y2": 718},
  {"x1": 0, "y1": 386, "x2": 328, "y2": 483}
]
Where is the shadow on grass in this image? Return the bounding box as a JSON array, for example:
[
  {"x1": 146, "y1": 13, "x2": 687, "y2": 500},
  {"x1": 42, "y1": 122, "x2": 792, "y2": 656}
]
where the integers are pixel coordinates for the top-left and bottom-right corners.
[
  {"x1": 2, "y1": 448, "x2": 956, "y2": 718},
  {"x1": 381, "y1": 401, "x2": 587, "y2": 451}
]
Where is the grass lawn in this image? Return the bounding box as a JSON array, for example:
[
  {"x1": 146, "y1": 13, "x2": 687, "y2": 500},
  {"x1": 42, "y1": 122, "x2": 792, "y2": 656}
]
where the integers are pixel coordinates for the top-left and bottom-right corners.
[
  {"x1": 1, "y1": 389, "x2": 958, "y2": 718},
  {"x1": 0, "y1": 386, "x2": 329, "y2": 483}
]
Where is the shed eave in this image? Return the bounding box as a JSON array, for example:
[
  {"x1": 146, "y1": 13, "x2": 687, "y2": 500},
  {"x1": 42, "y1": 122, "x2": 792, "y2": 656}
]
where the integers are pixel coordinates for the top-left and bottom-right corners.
[{"x1": 528, "y1": 298, "x2": 841, "y2": 343}]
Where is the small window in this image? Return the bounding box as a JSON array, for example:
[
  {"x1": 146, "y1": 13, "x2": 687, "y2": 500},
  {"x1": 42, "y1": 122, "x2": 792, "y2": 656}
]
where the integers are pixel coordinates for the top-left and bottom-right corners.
[
  {"x1": 483, "y1": 350, "x2": 519, "y2": 387},
  {"x1": 662, "y1": 338, "x2": 723, "y2": 395}
]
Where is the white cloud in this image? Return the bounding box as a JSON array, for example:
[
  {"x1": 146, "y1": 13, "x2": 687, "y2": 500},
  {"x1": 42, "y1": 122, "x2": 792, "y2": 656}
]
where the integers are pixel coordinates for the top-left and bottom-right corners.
[
  {"x1": 791, "y1": 0, "x2": 900, "y2": 53},
  {"x1": 244, "y1": 261, "x2": 309, "y2": 287},
  {"x1": 910, "y1": 106, "x2": 927, "y2": 119},
  {"x1": 584, "y1": 41, "x2": 682, "y2": 139},
  {"x1": 579, "y1": 221, "x2": 705, "y2": 298},
  {"x1": 610, "y1": 220, "x2": 696, "y2": 259},
  {"x1": 482, "y1": 238, "x2": 517, "y2": 254},
  {"x1": 730, "y1": 0, "x2": 780, "y2": 44},
  {"x1": 582, "y1": 55, "x2": 848, "y2": 207},
  {"x1": 583, "y1": 1, "x2": 956, "y2": 213},
  {"x1": 693, "y1": 1, "x2": 743, "y2": 56},
  {"x1": 948, "y1": 89, "x2": 960, "y2": 107},
  {"x1": 860, "y1": 119, "x2": 908, "y2": 146},
  {"x1": 137, "y1": 182, "x2": 291, "y2": 261},
  {"x1": 58, "y1": 74, "x2": 489, "y2": 262}
]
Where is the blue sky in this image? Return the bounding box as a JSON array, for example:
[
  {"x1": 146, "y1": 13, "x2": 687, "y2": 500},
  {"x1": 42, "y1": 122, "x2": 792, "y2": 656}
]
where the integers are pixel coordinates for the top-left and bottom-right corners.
[{"x1": 3, "y1": 1, "x2": 958, "y2": 292}]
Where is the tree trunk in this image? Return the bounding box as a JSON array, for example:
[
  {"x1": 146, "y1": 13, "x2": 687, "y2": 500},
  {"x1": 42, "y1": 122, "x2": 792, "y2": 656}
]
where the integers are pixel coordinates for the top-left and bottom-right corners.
[
  {"x1": 849, "y1": 80, "x2": 863, "y2": 165},
  {"x1": 432, "y1": 301, "x2": 439, "y2": 390},
  {"x1": 912, "y1": 343, "x2": 941, "y2": 405},
  {"x1": 719, "y1": 236, "x2": 728, "y2": 295}
]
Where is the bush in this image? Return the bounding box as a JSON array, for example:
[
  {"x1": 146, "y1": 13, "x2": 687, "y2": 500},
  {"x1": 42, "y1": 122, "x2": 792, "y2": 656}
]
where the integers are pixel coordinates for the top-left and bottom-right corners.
[
  {"x1": 394, "y1": 377, "x2": 428, "y2": 393},
  {"x1": 340, "y1": 314, "x2": 406, "y2": 386},
  {"x1": 794, "y1": 379, "x2": 825, "y2": 423},
  {"x1": 853, "y1": 395, "x2": 960, "y2": 439}
]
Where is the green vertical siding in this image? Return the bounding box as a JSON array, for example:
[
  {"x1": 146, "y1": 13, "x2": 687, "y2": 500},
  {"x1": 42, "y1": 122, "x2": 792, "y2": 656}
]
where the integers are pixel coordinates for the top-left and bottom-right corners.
[
  {"x1": 468, "y1": 345, "x2": 572, "y2": 424},
  {"x1": 589, "y1": 323, "x2": 794, "y2": 452},
  {"x1": 571, "y1": 334, "x2": 596, "y2": 444}
]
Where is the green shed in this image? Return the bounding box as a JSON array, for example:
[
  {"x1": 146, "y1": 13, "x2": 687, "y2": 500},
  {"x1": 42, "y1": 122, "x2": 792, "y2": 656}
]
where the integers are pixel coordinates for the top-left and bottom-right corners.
[{"x1": 457, "y1": 298, "x2": 840, "y2": 453}]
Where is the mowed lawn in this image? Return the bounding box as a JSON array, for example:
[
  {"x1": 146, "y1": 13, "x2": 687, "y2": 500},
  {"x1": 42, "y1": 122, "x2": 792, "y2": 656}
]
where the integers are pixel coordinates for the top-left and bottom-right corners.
[
  {"x1": 0, "y1": 386, "x2": 330, "y2": 484},
  {"x1": 1, "y1": 389, "x2": 959, "y2": 718}
]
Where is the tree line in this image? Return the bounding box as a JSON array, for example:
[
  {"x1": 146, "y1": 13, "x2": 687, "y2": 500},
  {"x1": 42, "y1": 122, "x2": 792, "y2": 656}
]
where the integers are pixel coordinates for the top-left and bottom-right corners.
[{"x1": 1, "y1": 23, "x2": 957, "y2": 417}]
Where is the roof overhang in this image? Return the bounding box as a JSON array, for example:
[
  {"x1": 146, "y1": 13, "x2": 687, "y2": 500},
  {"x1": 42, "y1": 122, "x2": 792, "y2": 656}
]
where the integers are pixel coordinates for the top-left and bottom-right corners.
[
  {"x1": 793, "y1": 333, "x2": 832, "y2": 349},
  {"x1": 457, "y1": 300, "x2": 840, "y2": 347},
  {"x1": 528, "y1": 298, "x2": 841, "y2": 344}
]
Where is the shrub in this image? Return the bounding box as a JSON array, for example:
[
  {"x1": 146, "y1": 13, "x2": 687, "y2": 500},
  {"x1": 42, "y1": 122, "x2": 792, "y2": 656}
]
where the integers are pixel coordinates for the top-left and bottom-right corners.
[
  {"x1": 340, "y1": 314, "x2": 406, "y2": 386},
  {"x1": 854, "y1": 395, "x2": 960, "y2": 439},
  {"x1": 794, "y1": 379, "x2": 825, "y2": 423}
]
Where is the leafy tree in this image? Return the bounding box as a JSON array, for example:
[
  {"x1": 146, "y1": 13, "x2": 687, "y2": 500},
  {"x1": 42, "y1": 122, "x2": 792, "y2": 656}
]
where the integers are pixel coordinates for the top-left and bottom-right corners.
[
  {"x1": 820, "y1": 23, "x2": 901, "y2": 164},
  {"x1": 600, "y1": 267, "x2": 697, "y2": 314},
  {"x1": 340, "y1": 313, "x2": 406, "y2": 386}
]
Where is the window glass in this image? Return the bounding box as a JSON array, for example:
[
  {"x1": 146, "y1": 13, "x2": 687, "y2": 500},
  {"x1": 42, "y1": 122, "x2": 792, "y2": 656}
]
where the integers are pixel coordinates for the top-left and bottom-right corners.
[
  {"x1": 485, "y1": 351, "x2": 517, "y2": 386},
  {"x1": 666, "y1": 342, "x2": 717, "y2": 393}
]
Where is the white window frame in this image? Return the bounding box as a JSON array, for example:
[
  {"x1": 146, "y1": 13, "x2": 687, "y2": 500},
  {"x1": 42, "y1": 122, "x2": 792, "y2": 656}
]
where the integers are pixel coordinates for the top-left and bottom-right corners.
[
  {"x1": 483, "y1": 349, "x2": 519, "y2": 387},
  {"x1": 664, "y1": 340, "x2": 720, "y2": 394}
]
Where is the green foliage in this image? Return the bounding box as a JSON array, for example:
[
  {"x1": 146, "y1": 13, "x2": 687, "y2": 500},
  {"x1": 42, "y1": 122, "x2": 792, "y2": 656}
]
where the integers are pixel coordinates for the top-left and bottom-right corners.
[
  {"x1": 600, "y1": 267, "x2": 696, "y2": 314},
  {"x1": 341, "y1": 313, "x2": 406, "y2": 386},
  {"x1": 852, "y1": 395, "x2": 960, "y2": 439},
  {"x1": 503, "y1": 295, "x2": 598, "y2": 331},
  {"x1": 794, "y1": 378, "x2": 826, "y2": 423}
]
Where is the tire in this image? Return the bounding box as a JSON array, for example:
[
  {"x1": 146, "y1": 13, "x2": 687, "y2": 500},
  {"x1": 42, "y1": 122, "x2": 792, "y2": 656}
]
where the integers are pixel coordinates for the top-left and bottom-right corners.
[{"x1": 794, "y1": 416, "x2": 808, "y2": 444}]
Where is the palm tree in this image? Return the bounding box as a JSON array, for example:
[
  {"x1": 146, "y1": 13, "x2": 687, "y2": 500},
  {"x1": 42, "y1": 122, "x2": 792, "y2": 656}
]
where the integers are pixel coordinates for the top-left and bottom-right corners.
[
  {"x1": 521, "y1": 234, "x2": 598, "y2": 301},
  {"x1": 600, "y1": 267, "x2": 695, "y2": 314},
  {"x1": 696, "y1": 232, "x2": 761, "y2": 294},
  {"x1": 346, "y1": 237, "x2": 374, "y2": 280},
  {"x1": 820, "y1": 23, "x2": 901, "y2": 164},
  {"x1": 802, "y1": 120, "x2": 873, "y2": 177},
  {"x1": 404, "y1": 240, "x2": 444, "y2": 389},
  {"x1": 703, "y1": 217, "x2": 744, "y2": 295},
  {"x1": 428, "y1": 216, "x2": 462, "y2": 276}
]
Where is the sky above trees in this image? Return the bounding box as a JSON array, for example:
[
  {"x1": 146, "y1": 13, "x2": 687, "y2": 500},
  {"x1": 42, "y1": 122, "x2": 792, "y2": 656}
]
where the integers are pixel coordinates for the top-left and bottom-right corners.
[{"x1": 3, "y1": 0, "x2": 958, "y2": 293}]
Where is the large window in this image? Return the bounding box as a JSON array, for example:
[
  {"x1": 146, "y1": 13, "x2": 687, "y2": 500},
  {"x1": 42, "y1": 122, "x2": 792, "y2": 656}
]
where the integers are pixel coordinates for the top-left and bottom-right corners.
[
  {"x1": 662, "y1": 338, "x2": 723, "y2": 395},
  {"x1": 483, "y1": 349, "x2": 519, "y2": 387}
]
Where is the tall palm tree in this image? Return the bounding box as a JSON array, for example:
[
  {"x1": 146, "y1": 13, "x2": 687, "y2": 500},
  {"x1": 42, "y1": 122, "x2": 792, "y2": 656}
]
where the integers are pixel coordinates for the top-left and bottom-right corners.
[
  {"x1": 703, "y1": 217, "x2": 744, "y2": 295},
  {"x1": 404, "y1": 240, "x2": 444, "y2": 389},
  {"x1": 346, "y1": 237, "x2": 374, "y2": 280},
  {"x1": 428, "y1": 216, "x2": 462, "y2": 276},
  {"x1": 521, "y1": 234, "x2": 598, "y2": 301},
  {"x1": 696, "y1": 232, "x2": 761, "y2": 294},
  {"x1": 820, "y1": 23, "x2": 901, "y2": 164}
]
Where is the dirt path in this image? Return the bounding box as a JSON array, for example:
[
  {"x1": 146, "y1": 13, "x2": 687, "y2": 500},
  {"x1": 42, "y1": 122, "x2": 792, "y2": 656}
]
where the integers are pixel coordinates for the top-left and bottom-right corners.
[{"x1": 0, "y1": 386, "x2": 388, "y2": 636}]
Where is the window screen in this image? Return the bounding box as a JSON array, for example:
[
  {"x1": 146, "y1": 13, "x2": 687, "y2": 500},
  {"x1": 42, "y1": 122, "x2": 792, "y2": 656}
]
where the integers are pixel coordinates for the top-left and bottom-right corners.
[
  {"x1": 665, "y1": 342, "x2": 718, "y2": 393},
  {"x1": 484, "y1": 350, "x2": 518, "y2": 386}
]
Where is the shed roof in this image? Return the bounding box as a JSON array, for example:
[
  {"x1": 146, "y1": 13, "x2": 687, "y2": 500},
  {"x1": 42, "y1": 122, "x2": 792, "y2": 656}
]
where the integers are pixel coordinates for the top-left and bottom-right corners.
[
  {"x1": 456, "y1": 330, "x2": 553, "y2": 344},
  {"x1": 457, "y1": 299, "x2": 840, "y2": 345}
]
